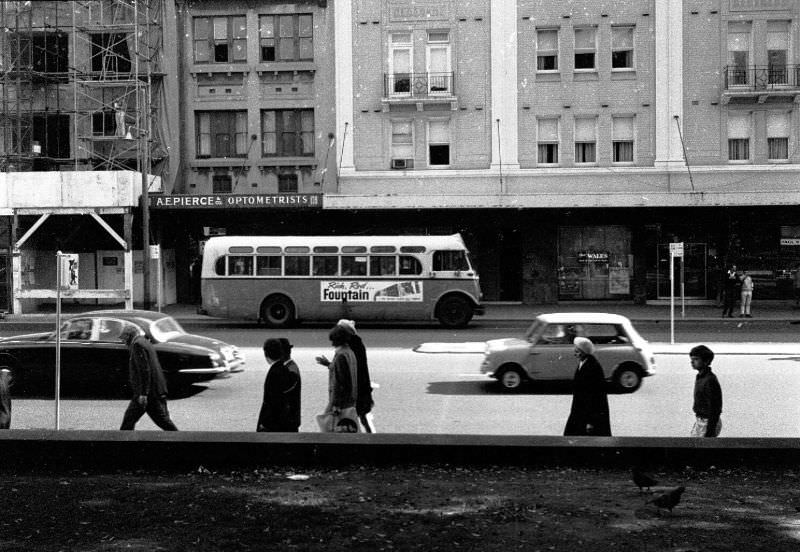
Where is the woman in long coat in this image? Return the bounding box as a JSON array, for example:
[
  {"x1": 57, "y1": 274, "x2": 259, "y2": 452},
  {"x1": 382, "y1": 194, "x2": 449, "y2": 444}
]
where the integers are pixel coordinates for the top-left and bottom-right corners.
[{"x1": 563, "y1": 337, "x2": 611, "y2": 436}]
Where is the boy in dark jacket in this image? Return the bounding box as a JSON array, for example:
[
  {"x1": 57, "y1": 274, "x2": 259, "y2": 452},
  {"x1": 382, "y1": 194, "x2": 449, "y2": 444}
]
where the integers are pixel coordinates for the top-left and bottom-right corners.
[{"x1": 689, "y1": 344, "x2": 722, "y2": 437}]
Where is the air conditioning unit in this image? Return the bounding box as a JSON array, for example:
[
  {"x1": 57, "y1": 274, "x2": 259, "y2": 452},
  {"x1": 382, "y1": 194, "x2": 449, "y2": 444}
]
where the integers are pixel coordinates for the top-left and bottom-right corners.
[{"x1": 391, "y1": 158, "x2": 414, "y2": 170}]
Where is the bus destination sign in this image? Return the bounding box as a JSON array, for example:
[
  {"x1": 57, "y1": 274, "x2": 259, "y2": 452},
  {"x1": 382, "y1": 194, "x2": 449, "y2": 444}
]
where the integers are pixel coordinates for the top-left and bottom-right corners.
[
  {"x1": 150, "y1": 193, "x2": 323, "y2": 209},
  {"x1": 321, "y1": 281, "x2": 423, "y2": 302}
]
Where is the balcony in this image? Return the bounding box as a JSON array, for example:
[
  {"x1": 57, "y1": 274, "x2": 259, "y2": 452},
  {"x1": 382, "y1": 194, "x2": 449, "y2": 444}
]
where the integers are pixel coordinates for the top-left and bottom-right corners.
[
  {"x1": 722, "y1": 65, "x2": 800, "y2": 104},
  {"x1": 381, "y1": 72, "x2": 457, "y2": 111}
]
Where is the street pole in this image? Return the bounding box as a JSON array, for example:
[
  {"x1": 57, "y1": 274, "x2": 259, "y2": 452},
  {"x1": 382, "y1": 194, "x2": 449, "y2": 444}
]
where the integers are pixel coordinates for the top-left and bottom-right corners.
[
  {"x1": 141, "y1": 131, "x2": 150, "y2": 310},
  {"x1": 670, "y1": 252, "x2": 675, "y2": 345},
  {"x1": 55, "y1": 251, "x2": 62, "y2": 430}
]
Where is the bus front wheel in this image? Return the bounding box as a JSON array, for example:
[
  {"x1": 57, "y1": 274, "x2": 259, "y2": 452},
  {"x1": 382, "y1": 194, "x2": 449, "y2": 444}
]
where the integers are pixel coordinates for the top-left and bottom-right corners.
[
  {"x1": 260, "y1": 295, "x2": 295, "y2": 328},
  {"x1": 436, "y1": 296, "x2": 473, "y2": 328}
]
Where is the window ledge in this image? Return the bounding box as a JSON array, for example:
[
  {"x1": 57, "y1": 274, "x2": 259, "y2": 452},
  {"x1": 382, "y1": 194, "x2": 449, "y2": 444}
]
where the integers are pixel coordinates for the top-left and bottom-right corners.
[
  {"x1": 727, "y1": 160, "x2": 751, "y2": 164},
  {"x1": 255, "y1": 62, "x2": 316, "y2": 74},
  {"x1": 190, "y1": 64, "x2": 250, "y2": 76},
  {"x1": 612, "y1": 162, "x2": 636, "y2": 166},
  {"x1": 767, "y1": 159, "x2": 790, "y2": 164},
  {"x1": 257, "y1": 157, "x2": 317, "y2": 167}
]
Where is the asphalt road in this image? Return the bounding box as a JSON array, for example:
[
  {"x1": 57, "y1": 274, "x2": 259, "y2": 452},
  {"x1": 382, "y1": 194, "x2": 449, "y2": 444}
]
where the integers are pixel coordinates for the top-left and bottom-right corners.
[{"x1": 6, "y1": 324, "x2": 800, "y2": 436}]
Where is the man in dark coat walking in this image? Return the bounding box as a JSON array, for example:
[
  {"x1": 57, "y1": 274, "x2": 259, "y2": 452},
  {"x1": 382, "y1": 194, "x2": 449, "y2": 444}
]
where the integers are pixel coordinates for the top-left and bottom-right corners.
[
  {"x1": 257, "y1": 338, "x2": 300, "y2": 432},
  {"x1": 721, "y1": 265, "x2": 740, "y2": 318},
  {"x1": 119, "y1": 327, "x2": 178, "y2": 431},
  {"x1": 564, "y1": 337, "x2": 611, "y2": 436}
]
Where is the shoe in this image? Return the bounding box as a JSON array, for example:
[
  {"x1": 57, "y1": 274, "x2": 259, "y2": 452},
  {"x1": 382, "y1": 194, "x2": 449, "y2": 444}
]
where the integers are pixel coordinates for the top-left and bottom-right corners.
[
  {"x1": 739, "y1": 314, "x2": 744, "y2": 317},
  {"x1": 727, "y1": 314, "x2": 733, "y2": 318},
  {"x1": 746, "y1": 314, "x2": 752, "y2": 318}
]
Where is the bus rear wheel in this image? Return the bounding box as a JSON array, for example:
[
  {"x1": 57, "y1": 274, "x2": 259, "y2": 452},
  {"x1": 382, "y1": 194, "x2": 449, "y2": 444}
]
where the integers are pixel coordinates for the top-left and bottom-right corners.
[
  {"x1": 260, "y1": 295, "x2": 295, "y2": 328},
  {"x1": 436, "y1": 296, "x2": 473, "y2": 328}
]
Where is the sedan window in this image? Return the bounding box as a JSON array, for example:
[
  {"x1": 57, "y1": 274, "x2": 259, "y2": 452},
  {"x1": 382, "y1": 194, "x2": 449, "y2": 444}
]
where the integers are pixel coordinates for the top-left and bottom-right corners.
[
  {"x1": 150, "y1": 317, "x2": 185, "y2": 343},
  {"x1": 61, "y1": 319, "x2": 93, "y2": 341}
]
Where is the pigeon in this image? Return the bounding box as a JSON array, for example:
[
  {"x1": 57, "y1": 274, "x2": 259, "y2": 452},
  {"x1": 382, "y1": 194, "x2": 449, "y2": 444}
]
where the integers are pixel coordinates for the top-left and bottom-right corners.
[
  {"x1": 648, "y1": 486, "x2": 686, "y2": 512},
  {"x1": 632, "y1": 468, "x2": 658, "y2": 493}
]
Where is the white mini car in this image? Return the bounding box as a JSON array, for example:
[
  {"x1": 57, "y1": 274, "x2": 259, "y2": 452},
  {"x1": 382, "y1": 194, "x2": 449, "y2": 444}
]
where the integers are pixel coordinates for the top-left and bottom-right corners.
[{"x1": 480, "y1": 313, "x2": 656, "y2": 392}]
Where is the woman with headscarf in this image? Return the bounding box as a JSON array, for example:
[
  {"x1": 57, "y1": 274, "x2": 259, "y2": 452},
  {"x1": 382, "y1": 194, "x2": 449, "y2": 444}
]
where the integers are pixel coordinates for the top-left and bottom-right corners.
[
  {"x1": 336, "y1": 319, "x2": 375, "y2": 433},
  {"x1": 563, "y1": 337, "x2": 611, "y2": 436},
  {"x1": 315, "y1": 325, "x2": 359, "y2": 432}
]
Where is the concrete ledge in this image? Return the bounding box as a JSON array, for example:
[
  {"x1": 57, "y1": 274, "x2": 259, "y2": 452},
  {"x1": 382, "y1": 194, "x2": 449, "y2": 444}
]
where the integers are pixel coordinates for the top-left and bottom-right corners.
[{"x1": 2, "y1": 430, "x2": 799, "y2": 471}]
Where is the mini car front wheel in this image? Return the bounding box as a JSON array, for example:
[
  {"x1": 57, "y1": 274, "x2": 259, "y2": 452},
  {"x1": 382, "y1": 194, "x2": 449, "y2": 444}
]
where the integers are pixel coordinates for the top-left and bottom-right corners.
[
  {"x1": 614, "y1": 364, "x2": 642, "y2": 393},
  {"x1": 497, "y1": 366, "x2": 525, "y2": 391}
]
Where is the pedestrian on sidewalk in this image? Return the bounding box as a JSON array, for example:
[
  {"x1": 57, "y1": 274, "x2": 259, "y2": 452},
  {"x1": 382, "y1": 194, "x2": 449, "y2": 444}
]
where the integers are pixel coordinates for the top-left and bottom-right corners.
[
  {"x1": 315, "y1": 325, "x2": 359, "y2": 432},
  {"x1": 793, "y1": 265, "x2": 800, "y2": 307},
  {"x1": 564, "y1": 337, "x2": 611, "y2": 436},
  {"x1": 0, "y1": 368, "x2": 11, "y2": 429},
  {"x1": 257, "y1": 338, "x2": 300, "y2": 432},
  {"x1": 336, "y1": 319, "x2": 376, "y2": 433},
  {"x1": 689, "y1": 345, "x2": 722, "y2": 437},
  {"x1": 119, "y1": 327, "x2": 178, "y2": 431},
  {"x1": 740, "y1": 270, "x2": 753, "y2": 317},
  {"x1": 721, "y1": 265, "x2": 740, "y2": 318}
]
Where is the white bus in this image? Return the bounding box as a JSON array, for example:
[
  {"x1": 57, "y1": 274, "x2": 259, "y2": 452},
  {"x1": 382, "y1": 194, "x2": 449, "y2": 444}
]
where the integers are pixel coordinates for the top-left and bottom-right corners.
[{"x1": 200, "y1": 234, "x2": 484, "y2": 327}]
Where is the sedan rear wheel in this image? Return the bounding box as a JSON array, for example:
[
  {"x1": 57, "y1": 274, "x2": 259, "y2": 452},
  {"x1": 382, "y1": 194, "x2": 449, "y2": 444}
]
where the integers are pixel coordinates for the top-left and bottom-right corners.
[{"x1": 498, "y1": 366, "x2": 525, "y2": 391}]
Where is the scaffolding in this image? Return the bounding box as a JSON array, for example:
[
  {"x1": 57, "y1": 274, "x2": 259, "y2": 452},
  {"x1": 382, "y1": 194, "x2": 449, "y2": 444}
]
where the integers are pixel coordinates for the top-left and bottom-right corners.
[{"x1": 0, "y1": 0, "x2": 165, "y2": 173}]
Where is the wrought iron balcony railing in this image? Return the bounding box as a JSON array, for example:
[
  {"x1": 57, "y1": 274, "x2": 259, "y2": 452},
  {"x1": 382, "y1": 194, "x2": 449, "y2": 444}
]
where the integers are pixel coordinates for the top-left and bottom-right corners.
[
  {"x1": 384, "y1": 72, "x2": 455, "y2": 98},
  {"x1": 724, "y1": 64, "x2": 800, "y2": 91}
]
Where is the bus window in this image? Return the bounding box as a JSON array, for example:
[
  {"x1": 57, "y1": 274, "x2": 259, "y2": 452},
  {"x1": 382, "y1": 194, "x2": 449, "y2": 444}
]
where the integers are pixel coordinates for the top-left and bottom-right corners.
[
  {"x1": 285, "y1": 255, "x2": 310, "y2": 275},
  {"x1": 370, "y1": 256, "x2": 397, "y2": 276},
  {"x1": 399, "y1": 255, "x2": 422, "y2": 275},
  {"x1": 229, "y1": 256, "x2": 253, "y2": 276},
  {"x1": 371, "y1": 245, "x2": 396, "y2": 253},
  {"x1": 433, "y1": 250, "x2": 469, "y2": 271},
  {"x1": 214, "y1": 256, "x2": 226, "y2": 276},
  {"x1": 342, "y1": 246, "x2": 367, "y2": 253},
  {"x1": 256, "y1": 255, "x2": 281, "y2": 276},
  {"x1": 313, "y1": 256, "x2": 338, "y2": 276},
  {"x1": 342, "y1": 255, "x2": 367, "y2": 276}
]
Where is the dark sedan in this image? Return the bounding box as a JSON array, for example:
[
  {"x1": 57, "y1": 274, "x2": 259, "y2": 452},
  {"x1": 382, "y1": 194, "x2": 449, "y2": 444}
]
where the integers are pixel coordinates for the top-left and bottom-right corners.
[{"x1": 0, "y1": 310, "x2": 244, "y2": 396}]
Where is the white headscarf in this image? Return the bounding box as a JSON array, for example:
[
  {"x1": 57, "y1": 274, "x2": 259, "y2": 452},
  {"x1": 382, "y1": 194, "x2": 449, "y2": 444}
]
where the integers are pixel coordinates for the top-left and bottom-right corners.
[
  {"x1": 573, "y1": 337, "x2": 595, "y2": 355},
  {"x1": 337, "y1": 319, "x2": 357, "y2": 335}
]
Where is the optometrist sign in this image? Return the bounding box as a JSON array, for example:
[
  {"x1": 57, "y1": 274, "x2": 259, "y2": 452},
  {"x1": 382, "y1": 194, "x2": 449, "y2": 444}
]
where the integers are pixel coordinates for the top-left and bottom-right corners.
[
  {"x1": 150, "y1": 193, "x2": 323, "y2": 209},
  {"x1": 321, "y1": 281, "x2": 423, "y2": 302}
]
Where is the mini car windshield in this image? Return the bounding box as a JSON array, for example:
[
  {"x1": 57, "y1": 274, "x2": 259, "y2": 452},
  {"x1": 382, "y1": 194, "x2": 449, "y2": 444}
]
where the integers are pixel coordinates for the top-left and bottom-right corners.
[
  {"x1": 149, "y1": 317, "x2": 186, "y2": 343},
  {"x1": 524, "y1": 320, "x2": 545, "y2": 341}
]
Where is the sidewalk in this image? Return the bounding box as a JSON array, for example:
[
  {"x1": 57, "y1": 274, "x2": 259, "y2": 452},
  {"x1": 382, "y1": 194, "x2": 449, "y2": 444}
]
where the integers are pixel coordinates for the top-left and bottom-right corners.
[{"x1": 2, "y1": 300, "x2": 800, "y2": 325}]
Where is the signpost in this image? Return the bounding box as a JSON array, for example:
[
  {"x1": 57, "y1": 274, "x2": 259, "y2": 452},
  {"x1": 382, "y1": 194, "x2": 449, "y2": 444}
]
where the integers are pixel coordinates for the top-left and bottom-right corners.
[
  {"x1": 55, "y1": 251, "x2": 78, "y2": 430},
  {"x1": 150, "y1": 244, "x2": 162, "y2": 312},
  {"x1": 669, "y1": 243, "x2": 684, "y2": 344}
]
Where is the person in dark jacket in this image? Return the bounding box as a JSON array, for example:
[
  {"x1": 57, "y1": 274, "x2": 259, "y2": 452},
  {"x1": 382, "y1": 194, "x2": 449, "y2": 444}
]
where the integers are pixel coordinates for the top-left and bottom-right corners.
[
  {"x1": 119, "y1": 327, "x2": 178, "y2": 431},
  {"x1": 721, "y1": 265, "x2": 740, "y2": 318},
  {"x1": 563, "y1": 337, "x2": 611, "y2": 436},
  {"x1": 337, "y1": 319, "x2": 375, "y2": 433},
  {"x1": 0, "y1": 368, "x2": 11, "y2": 429},
  {"x1": 257, "y1": 338, "x2": 300, "y2": 432},
  {"x1": 280, "y1": 338, "x2": 302, "y2": 431},
  {"x1": 689, "y1": 344, "x2": 722, "y2": 437}
]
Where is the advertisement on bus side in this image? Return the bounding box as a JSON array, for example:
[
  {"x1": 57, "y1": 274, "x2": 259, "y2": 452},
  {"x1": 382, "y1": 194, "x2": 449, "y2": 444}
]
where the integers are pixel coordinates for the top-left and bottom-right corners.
[{"x1": 320, "y1": 281, "x2": 423, "y2": 302}]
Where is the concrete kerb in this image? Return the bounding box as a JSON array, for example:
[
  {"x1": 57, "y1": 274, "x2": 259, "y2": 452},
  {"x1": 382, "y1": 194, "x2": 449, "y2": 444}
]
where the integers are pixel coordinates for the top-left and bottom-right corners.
[{"x1": 1, "y1": 430, "x2": 799, "y2": 471}]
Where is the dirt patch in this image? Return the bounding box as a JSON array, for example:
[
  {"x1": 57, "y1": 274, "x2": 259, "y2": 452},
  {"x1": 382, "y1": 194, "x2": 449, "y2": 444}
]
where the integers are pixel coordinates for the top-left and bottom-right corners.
[{"x1": 1, "y1": 465, "x2": 799, "y2": 551}]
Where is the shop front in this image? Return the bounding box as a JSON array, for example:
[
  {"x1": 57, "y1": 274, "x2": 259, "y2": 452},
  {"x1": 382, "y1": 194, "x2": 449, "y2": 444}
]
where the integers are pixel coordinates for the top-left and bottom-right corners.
[{"x1": 557, "y1": 225, "x2": 633, "y2": 301}]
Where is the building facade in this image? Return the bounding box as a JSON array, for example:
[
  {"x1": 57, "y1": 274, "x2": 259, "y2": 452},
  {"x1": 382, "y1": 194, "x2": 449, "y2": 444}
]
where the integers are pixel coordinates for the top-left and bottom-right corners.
[
  {"x1": 3, "y1": 0, "x2": 800, "y2": 310},
  {"x1": 327, "y1": 0, "x2": 800, "y2": 304}
]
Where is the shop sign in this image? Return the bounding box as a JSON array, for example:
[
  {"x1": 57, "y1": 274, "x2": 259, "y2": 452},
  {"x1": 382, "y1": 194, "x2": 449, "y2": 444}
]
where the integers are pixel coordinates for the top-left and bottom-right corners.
[
  {"x1": 321, "y1": 280, "x2": 423, "y2": 302},
  {"x1": 730, "y1": 0, "x2": 792, "y2": 11},
  {"x1": 780, "y1": 238, "x2": 800, "y2": 246},
  {"x1": 577, "y1": 251, "x2": 609, "y2": 263},
  {"x1": 149, "y1": 193, "x2": 323, "y2": 209},
  {"x1": 389, "y1": 2, "x2": 447, "y2": 21}
]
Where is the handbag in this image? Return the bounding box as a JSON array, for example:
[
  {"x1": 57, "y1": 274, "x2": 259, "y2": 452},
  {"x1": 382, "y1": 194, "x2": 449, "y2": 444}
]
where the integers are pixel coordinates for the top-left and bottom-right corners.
[{"x1": 316, "y1": 407, "x2": 359, "y2": 433}]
